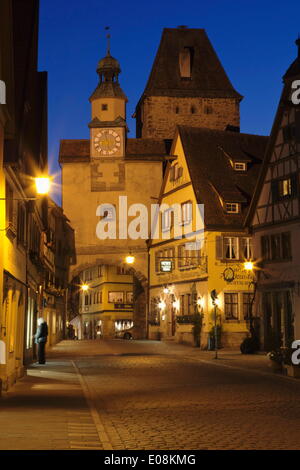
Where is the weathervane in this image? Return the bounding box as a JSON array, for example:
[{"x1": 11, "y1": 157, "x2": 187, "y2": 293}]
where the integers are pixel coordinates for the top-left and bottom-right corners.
[{"x1": 105, "y1": 26, "x2": 111, "y2": 56}]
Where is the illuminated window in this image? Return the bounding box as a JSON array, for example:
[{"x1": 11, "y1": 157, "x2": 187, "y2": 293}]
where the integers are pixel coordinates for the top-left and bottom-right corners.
[
  {"x1": 225, "y1": 203, "x2": 240, "y2": 214},
  {"x1": 224, "y1": 237, "x2": 239, "y2": 260},
  {"x1": 234, "y1": 162, "x2": 247, "y2": 171}
]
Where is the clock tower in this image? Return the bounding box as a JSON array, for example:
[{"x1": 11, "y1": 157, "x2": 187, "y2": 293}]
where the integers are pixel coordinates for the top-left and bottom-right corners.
[{"x1": 89, "y1": 45, "x2": 128, "y2": 159}]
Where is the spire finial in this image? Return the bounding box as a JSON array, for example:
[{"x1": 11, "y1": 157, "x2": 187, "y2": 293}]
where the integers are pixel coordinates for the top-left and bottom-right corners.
[{"x1": 105, "y1": 26, "x2": 111, "y2": 56}]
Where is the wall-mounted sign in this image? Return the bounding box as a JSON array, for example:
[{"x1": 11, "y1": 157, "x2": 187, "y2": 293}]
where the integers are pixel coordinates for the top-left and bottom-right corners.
[
  {"x1": 160, "y1": 260, "x2": 172, "y2": 272},
  {"x1": 223, "y1": 267, "x2": 235, "y2": 283}
]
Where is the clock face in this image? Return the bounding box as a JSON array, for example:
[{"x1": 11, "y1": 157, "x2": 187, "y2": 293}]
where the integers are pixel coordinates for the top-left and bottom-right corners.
[{"x1": 94, "y1": 129, "x2": 121, "y2": 156}]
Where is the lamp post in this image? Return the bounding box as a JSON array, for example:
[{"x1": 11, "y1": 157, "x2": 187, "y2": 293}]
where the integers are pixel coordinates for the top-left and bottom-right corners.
[
  {"x1": 243, "y1": 261, "x2": 257, "y2": 342},
  {"x1": 211, "y1": 289, "x2": 219, "y2": 359}
]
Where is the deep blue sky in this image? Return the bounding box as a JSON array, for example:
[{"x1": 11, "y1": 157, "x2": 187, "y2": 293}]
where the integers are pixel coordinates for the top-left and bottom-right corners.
[{"x1": 38, "y1": 0, "x2": 300, "y2": 203}]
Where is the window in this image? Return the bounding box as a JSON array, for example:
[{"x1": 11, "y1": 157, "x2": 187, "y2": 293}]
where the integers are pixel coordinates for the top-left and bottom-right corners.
[
  {"x1": 191, "y1": 106, "x2": 196, "y2": 114},
  {"x1": 180, "y1": 295, "x2": 185, "y2": 315},
  {"x1": 108, "y1": 292, "x2": 124, "y2": 303},
  {"x1": 223, "y1": 237, "x2": 239, "y2": 260},
  {"x1": 261, "y1": 235, "x2": 270, "y2": 260},
  {"x1": 178, "y1": 244, "x2": 200, "y2": 268},
  {"x1": 243, "y1": 293, "x2": 254, "y2": 320},
  {"x1": 224, "y1": 293, "x2": 239, "y2": 320},
  {"x1": 5, "y1": 181, "x2": 13, "y2": 225},
  {"x1": 241, "y1": 238, "x2": 252, "y2": 260},
  {"x1": 271, "y1": 234, "x2": 281, "y2": 260},
  {"x1": 262, "y1": 233, "x2": 292, "y2": 261},
  {"x1": 272, "y1": 175, "x2": 297, "y2": 201},
  {"x1": 225, "y1": 203, "x2": 240, "y2": 214},
  {"x1": 85, "y1": 270, "x2": 93, "y2": 281},
  {"x1": 84, "y1": 295, "x2": 89, "y2": 306},
  {"x1": 234, "y1": 162, "x2": 247, "y2": 171},
  {"x1": 101, "y1": 104, "x2": 108, "y2": 111},
  {"x1": 17, "y1": 203, "x2": 26, "y2": 245},
  {"x1": 126, "y1": 292, "x2": 133, "y2": 303},
  {"x1": 170, "y1": 164, "x2": 183, "y2": 182},
  {"x1": 162, "y1": 209, "x2": 173, "y2": 232},
  {"x1": 204, "y1": 105, "x2": 213, "y2": 115},
  {"x1": 97, "y1": 265, "x2": 104, "y2": 278},
  {"x1": 181, "y1": 201, "x2": 192, "y2": 225},
  {"x1": 179, "y1": 47, "x2": 193, "y2": 78},
  {"x1": 281, "y1": 232, "x2": 292, "y2": 259},
  {"x1": 175, "y1": 106, "x2": 180, "y2": 114}
]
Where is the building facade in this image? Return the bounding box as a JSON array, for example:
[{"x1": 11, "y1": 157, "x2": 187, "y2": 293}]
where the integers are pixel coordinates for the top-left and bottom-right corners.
[
  {"x1": 149, "y1": 126, "x2": 267, "y2": 348},
  {"x1": 248, "y1": 39, "x2": 300, "y2": 351},
  {"x1": 78, "y1": 265, "x2": 133, "y2": 339},
  {"x1": 0, "y1": 0, "x2": 75, "y2": 392}
]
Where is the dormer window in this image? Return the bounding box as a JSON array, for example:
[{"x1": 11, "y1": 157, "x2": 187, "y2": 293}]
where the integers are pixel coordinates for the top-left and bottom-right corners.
[
  {"x1": 225, "y1": 203, "x2": 240, "y2": 214},
  {"x1": 234, "y1": 162, "x2": 247, "y2": 171},
  {"x1": 102, "y1": 104, "x2": 108, "y2": 111},
  {"x1": 179, "y1": 47, "x2": 194, "y2": 78}
]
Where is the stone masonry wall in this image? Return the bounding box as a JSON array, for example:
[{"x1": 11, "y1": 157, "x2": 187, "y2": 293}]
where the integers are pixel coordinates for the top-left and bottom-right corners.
[{"x1": 138, "y1": 97, "x2": 240, "y2": 139}]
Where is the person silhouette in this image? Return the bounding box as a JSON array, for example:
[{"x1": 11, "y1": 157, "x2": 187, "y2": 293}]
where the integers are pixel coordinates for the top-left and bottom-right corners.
[{"x1": 34, "y1": 318, "x2": 48, "y2": 364}]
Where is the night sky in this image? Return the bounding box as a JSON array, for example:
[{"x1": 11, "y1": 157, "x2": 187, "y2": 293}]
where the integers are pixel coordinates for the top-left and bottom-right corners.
[{"x1": 38, "y1": 0, "x2": 300, "y2": 203}]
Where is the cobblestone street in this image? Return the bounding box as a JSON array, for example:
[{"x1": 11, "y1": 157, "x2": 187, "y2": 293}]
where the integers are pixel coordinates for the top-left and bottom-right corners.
[{"x1": 1, "y1": 340, "x2": 300, "y2": 450}]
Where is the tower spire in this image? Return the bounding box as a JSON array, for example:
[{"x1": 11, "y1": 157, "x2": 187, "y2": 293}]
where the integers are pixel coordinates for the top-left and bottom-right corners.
[{"x1": 105, "y1": 26, "x2": 111, "y2": 56}]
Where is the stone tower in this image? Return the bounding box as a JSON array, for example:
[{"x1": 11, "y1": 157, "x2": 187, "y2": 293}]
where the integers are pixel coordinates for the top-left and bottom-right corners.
[{"x1": 135, "y1": 27, "x2": 242, "y2": 139}]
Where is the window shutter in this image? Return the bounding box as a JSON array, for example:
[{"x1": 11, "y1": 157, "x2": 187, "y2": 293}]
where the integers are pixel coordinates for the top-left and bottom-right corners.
[
  {"x1": 291, "y1": 173, "x2": 298, "y2": 197},
  {"x1": 169, "y1": 166, "x2": 174, "y2": 182},
  {"x1": 216, "y1": 236, "x2": 223, "y2": 260},
  {"x1": 178, "y1": 167, "x2": 183, "y2": 178}
]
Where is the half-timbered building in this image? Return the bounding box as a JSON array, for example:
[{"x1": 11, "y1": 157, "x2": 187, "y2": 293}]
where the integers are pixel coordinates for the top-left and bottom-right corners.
[{"x1": 248, "y1": 39, "x2": 300, "y2": 350}]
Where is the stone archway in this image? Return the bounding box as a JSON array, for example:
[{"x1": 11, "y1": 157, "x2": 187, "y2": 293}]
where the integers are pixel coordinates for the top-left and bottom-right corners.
[{"x1": 69, "y1": 255, "x2": 149, "y2": 340}]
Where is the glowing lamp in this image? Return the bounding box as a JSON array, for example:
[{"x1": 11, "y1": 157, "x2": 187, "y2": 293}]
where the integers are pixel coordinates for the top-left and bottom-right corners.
[
  {"x1": 158, "y1": 301, "x2": 166, "y2": 311},
  {"x1": 35, "y1": 177, "x2": 51, "y2": 195},
  {"x1": 125, "y1": 255, "x2": 135, "y2": 265},
  {"x1": 81, "y1": 284, "x2": 89, "y2": 292},
  {"x1": 244, "y1": 261, "x2": 254, "y2": 271}
]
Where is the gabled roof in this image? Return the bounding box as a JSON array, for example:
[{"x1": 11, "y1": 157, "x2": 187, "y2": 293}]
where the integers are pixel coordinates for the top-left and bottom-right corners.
[
  {"x1": 177, "y1": 126, "x2": 268, "y2": 229},
  {"x1": 138, "y1": 28, "x2": 242, "y2": 100}
]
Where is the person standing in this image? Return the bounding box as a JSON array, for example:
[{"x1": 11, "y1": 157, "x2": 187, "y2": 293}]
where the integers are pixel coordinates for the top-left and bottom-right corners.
[{"x1": 34, "y1": 318, "x2": 48, "y2": 364}]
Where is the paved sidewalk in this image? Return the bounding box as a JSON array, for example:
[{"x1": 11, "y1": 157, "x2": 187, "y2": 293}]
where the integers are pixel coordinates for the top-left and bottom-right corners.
[{"x1": 0, "y1": 356, "x2": 103, "y2": 450}]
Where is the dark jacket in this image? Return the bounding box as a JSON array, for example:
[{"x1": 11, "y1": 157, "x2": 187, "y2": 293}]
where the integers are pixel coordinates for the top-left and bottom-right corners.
[{"x1": 35, "y1": 322, "x2": 48, "y2": 344}]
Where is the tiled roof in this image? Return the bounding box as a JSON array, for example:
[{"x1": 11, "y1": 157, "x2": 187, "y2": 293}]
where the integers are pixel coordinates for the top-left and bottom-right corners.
[
  {"x1": 59, "y1": 138, "x2": 170, "y2": 163},
  {"x1": 139, "y1": 28, "x2": 242, "y2": 100},
  {"x1": 89, "y1": 82, "x2": 128, "y2": 101},
  {"x1": 178, "y1": 126, "x2": 268, "y2": 229}
]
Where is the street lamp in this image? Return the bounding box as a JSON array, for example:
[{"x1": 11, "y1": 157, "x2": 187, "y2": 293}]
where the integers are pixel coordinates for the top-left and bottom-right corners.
[
  {"x1": 211, "y1": 289, "x2": 219, "y2": 359},
  {"x1": 244, "y1": 261, "x2": 254, "y2": 272},
  {"x1": 125, "y1": 255, "x2": 135, "y2": 265},
  {"x1": 0, "y1": 176, "x2": 51, "y2": 201},
  {"x1": 81, "y1": 284, "x2": 89, "y2": 292},
  {"x1": 35, "y1": 177, "x2": 51, "y2": 195}
]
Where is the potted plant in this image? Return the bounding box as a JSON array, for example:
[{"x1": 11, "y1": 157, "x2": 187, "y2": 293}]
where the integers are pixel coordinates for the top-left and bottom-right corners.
[{"x1": 267, "y1": 349, "x2": 283, "y2": 372}]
